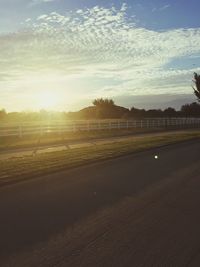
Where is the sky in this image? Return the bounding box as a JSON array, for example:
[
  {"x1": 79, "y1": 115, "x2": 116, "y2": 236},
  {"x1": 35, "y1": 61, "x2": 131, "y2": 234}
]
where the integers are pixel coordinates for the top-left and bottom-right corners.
[{"x1": 1, "y1": 0, "x2": 200, "y2": 111}]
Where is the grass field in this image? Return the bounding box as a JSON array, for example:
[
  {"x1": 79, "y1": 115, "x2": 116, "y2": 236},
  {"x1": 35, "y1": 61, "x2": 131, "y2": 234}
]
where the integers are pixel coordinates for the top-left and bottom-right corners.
[
  {"x1": 0, "y1": 130, "x2": 200, "y2": 187},
  {"x1": 0, "y1": 128, "x2": 167, "y2": 151}
]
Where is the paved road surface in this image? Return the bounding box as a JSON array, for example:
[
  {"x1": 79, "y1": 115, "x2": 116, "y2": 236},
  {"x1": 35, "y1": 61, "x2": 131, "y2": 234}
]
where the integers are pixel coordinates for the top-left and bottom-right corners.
[{"x1": 0, "y1": 140, "x2": 200, "y2": 266}]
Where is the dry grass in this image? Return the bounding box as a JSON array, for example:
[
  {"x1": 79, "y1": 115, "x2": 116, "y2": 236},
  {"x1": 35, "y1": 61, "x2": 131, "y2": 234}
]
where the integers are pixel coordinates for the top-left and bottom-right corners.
[
  {"x1": 0, "y1": 130, "x2": 200, "y2": 186},
  {"x1": 0, "y1": 128, "x2": 165, "y2": 151}
]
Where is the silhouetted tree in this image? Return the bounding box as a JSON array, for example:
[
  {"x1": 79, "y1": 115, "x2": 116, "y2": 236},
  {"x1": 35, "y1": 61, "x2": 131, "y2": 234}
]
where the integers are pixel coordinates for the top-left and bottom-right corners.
[
  {"x1": 130, "y1": 107, "x2": 146, "y2": 118},
  {"x1": 193, "y1": 72, "x2": 200, "y2": 102},
  {"x1": 92, "y1": 98, "x2": 114, "y2": 119},
  {"x1": 93, "y1": 98, "x2": 114, "y2": 107},
  {"x1": 164, "y1": 107, "x2": 176, "y2": 117},
  {"x1": 146, "y1": 109, "x2": 163, "y2": 118},
  {"x1": 181, "y1": 102, "x2": 200, "y2": 117}
]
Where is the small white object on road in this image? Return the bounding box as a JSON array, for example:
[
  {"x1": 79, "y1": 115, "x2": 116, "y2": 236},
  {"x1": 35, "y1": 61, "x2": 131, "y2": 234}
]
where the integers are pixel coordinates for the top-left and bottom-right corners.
[{"x1": 154, "y1": 155, "x2": 158, "y2": 159}]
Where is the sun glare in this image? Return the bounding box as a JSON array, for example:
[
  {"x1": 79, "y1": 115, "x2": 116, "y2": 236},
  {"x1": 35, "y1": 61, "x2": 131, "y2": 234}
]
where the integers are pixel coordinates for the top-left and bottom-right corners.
[{"x1": 37, "y1": 91, "x2": 60, "y2": 110}]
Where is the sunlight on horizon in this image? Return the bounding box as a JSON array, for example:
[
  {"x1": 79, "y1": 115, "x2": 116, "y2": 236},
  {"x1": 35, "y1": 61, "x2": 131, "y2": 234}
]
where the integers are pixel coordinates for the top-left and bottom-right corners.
[
  {"x1": 8, "y1": 73, "x2": 87, "y2": 112},
  {"x1": 36, "y1": 91, "x2": 61, "y2": 110},
  {"x1": 0, "y1": 2, "x2": 200, "y2": 112}
]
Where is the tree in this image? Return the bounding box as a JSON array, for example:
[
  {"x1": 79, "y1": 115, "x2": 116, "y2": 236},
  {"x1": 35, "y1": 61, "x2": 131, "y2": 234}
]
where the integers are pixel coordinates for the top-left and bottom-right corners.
[
  {"x1": 93, "y1": 98, "x2": 114, "y2": 107},
  {"x1": 181, "y1": 102, "x2": 200, "y2": 117},
  {"x1": 193, "y1": 72, "x2": 200, "y2": 102},
  {"x1": 164, "y1": 107, "x2": 176, "y2": 117},
  {"x1": 130, "y1": 107, "x2": 146, "y2": 118}
]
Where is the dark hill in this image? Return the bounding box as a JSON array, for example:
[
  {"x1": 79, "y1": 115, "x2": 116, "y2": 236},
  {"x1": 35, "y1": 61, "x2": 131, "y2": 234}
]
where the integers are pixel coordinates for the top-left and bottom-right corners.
[{"x1": 67, "y1": 105, "x2": 129, "y2": 120}]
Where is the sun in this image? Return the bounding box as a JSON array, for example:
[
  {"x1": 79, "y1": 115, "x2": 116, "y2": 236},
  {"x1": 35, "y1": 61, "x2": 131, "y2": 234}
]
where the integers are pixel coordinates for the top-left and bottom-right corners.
[{"x1": 37, "y1": 91, "x2": 60, "y2": 110}]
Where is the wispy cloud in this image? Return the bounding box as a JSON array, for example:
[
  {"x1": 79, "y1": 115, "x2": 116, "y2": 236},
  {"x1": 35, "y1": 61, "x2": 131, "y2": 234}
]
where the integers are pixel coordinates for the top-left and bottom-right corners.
[
  {"x1": 0, "y1": 3, "x2": 200, "y2": 110},
  {"x1": 160, "y1": 4, "x2": 171, "y2": 10},
  {"x1": 30, "y1": 0, "x2": 56, "y2": 6},
  {"x1": 152, "y1": 4, "x2": 171, "y2": 12}
]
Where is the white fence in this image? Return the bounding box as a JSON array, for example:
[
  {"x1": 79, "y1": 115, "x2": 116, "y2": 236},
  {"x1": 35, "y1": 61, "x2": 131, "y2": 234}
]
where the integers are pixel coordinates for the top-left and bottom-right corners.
[{"x1": 0, "y1": 118, "x2": 200, "y2": 137}]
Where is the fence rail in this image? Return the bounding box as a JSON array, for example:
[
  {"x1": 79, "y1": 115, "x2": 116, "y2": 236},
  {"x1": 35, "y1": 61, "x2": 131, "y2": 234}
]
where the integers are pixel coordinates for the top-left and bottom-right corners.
[{"x1": 0, "y1": 118, "x2": 200, "y2": 137}]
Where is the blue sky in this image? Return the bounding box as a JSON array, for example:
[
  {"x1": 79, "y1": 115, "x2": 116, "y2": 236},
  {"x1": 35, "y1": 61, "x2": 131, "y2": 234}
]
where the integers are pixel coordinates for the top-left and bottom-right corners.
[
  {"x1": 0, "y1": 0, "x2": 200, "y2": 111},
  {"x1": 2, "y1": 0, "x2": 200, "y2": 32}
]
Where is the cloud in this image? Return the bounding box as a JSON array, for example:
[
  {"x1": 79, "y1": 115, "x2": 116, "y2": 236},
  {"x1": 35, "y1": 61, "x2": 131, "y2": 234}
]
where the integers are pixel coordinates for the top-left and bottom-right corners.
[
  {"x1": 0, "y1": 3, "x2": 200, "y2": 111},
  {"x1": 160, "y1": 4, "x2": 171, "y2": 10},
  {"x1": 25, "y1": 18, "x2": 31, "y2": 22},
  {"x1": 152, "y1": 4, "x2": 171, "y2": 12},
  {"x1": 30, "y1": 0, "x2": 56, "y2": 6}
]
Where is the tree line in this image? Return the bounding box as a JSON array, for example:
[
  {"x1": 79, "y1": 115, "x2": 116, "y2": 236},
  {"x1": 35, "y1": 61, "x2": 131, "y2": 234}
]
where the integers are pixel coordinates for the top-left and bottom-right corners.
[{"x1": 1, "y1": 72, "x2": 200, "y2": 122}]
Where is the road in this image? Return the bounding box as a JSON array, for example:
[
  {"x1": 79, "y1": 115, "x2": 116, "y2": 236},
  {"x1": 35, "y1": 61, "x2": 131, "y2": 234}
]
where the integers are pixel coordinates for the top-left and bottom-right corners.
[{"x1": 0, "y1": 140, "x2": 200, "y2": 266}]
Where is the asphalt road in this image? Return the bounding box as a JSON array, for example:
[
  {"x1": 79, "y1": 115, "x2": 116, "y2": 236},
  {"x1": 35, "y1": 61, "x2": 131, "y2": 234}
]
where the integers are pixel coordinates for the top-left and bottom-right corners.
[{"x1": 0, "y1": 140, "x2": 200, "y2": 266}]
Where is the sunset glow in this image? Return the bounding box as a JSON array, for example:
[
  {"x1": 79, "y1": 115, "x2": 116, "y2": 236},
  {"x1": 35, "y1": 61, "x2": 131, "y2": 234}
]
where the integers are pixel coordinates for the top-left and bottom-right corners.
[
  {"x1": 0, "y1": 1, "x2": 200, "y2": 111},
  {"x1": 36, "y1": 91, "x2": 60, "y2": 110}
]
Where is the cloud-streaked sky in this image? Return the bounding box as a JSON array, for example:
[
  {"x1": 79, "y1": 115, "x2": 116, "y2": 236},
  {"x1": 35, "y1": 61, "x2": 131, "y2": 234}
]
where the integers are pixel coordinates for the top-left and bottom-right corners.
[{"x1": 1, "y1": 0, "x2": 200, "y2": 111}]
